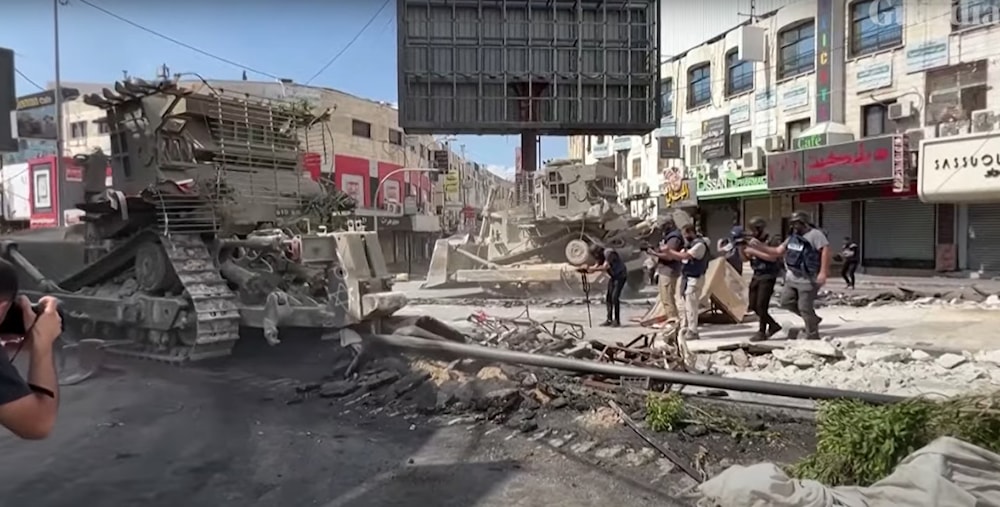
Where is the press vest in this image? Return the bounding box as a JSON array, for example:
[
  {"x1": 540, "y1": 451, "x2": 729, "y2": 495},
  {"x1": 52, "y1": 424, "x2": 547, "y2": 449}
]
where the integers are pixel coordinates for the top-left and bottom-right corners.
[
  {"x1": 750, "y1": 234, "x2": 781, "y2": 276},
  {"x1": 682, "y1": 238, "x2": 710, "y2": 279},
  {"x1": 660, "y1": 229, "x2": 683, "y2": 272},
  {"x1": 784, "y1": 232, "x2": 821, "y2": 277}
]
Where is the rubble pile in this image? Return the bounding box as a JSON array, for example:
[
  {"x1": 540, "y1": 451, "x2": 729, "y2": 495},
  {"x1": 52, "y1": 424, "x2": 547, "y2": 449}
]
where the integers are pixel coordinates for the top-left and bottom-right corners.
[
  {"x1": 694, "y1": 341, "x2": 1000, "y2": 397},
  {"x1": 408, "y1": 296, "x2": 648, "y2": 309}
]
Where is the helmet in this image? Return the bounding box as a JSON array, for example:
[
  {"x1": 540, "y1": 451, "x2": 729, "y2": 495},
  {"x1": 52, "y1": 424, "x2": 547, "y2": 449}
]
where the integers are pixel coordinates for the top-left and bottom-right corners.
[
  {"x1": 748, "y1": 216, "x2": 767, "y2": 228},
  {"x1": 790, "y1": 210, "x2": 812, "y2": 224}
]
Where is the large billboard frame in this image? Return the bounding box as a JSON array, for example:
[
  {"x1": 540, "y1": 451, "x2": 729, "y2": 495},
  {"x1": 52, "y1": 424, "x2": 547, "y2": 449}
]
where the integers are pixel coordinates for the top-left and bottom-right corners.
[{"x1": 396, "y1": 0, "x2": 660, "y2": 135}]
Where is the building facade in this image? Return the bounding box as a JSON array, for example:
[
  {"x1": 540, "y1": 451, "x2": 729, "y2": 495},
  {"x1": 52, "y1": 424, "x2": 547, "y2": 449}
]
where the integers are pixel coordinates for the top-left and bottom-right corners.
[
  {"x1": 572, "y1": 0, "x2": 1000, "y2": 276},
  {"x1": 3, "y1": 79, "x2": 511, "y2": 274}
]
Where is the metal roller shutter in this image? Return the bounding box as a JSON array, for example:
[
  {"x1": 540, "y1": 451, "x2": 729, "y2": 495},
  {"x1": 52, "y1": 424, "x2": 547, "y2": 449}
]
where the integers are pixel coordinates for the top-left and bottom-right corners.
[
  {"x1": 967, "y1": 203, "x2": 1000, "y2": 272},
  {"x1": 743, "y1": 197, "x2": 784, "y2": 230},
  {"x1": 820, "y1": 201, "x2": 853, "y2": 255},
  {"x1": 862, "y1": 198, "x2": 935, "y2": 261},
  {"x1": 702, "y1": 202, "x2": 736, "y2": 247}
]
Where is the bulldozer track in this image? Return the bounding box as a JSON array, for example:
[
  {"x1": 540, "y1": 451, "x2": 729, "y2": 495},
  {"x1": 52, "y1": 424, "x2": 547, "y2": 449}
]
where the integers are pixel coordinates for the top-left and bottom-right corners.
[{"x1": 106, "y1": 234, "x2": 243, "y2": 364}]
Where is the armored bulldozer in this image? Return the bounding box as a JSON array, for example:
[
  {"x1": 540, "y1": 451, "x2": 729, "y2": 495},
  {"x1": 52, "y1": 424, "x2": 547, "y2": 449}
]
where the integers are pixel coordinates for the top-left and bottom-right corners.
[
  {"x1": 1, "y1": 78, "x2": 406, "y2": 363},
  {"x1": 424, "y1": 158, "x2": 657, "y2": 297}
]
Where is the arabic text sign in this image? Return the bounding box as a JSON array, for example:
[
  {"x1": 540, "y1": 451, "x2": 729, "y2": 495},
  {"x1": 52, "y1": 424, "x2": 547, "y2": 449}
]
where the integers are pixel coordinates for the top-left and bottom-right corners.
[
  {"x1": 700, "y1": 116, "x2": 730, "y2": 160},
  {"x1": 801, "y1": 136, "x2": 897, "y2": 188},
  {"x1": 657, "y1": 179, "x2": 697, "y2": 209},
  {"x1": 765, "y1": 151, "x2": 804, "y2": 190}
]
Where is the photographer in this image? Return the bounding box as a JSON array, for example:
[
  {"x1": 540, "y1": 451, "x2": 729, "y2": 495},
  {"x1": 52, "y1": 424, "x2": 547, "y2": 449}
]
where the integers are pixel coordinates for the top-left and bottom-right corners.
[{"x1": 0, "y1": 260, "x2": 62, "y2": 440}]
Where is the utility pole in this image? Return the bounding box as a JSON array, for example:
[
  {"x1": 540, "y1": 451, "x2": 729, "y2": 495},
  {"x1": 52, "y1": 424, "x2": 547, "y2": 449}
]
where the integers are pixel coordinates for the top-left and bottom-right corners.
[{"x1": 53, "y1": 0, "x2": 64, "y2": 181}]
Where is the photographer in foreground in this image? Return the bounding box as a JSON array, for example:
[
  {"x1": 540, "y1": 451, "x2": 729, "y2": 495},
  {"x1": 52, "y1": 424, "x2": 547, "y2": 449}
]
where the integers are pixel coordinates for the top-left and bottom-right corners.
[{"x1": 0, "y1": 260, "x2": 63, "y2": 440}]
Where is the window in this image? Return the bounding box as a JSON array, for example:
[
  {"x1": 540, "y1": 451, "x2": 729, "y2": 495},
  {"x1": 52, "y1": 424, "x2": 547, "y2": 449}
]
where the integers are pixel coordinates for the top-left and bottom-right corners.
[
  {"x1": 596, "y1": 135, "x2": 606, "y2": 144},
  {"x1": 661, "y1": 78, "x2": 674, "y2": 117},
  {"x1": 851, "y1": 0, "x2": 903, "y2": 57},
  {"x1": 69, "y1": 121, "x2": 87, "y2": 139},
  {"x1": 687, "y1": 63, "x2": 711, "y2": 109},
  {"x1": 95, "y1": 120, "x2": 110, "y2": 134},
  {"x1": 778, "y1": 21, "x2": 815, "y2": 79},
  {"x1": 725, "y1": 49, "x2": 754, "y2": 96},
  {"x1": 33, "y1": 164, "x2": 51, "y2": 209},
  {"x1": 861, "y1": 102, "x2": 893, "y2": 137},
  {"x1": 351, "y1": 119, "x2": 372, "y2": 138},
  {"x1": 786, "y1": 119, "x2": 811, "y2": 142},
  {"x1": 924, "y1": 61, "x2": 989, "y2": 123},
  {"x1": 548, "y1": 182, "x2": 568, "y2": 208},
  {"x1": 730, "y1": 131, "x2": 753, "y2": 159},
  {"x1": 952, "y1": 0, "x2": 1000, "y2": 30},
  {"x1": 631, "y1": 158, "x2": 642, "y2": 179},
  {"x1": 388, "y1": 129, "x2": 403, "y2": 146}
]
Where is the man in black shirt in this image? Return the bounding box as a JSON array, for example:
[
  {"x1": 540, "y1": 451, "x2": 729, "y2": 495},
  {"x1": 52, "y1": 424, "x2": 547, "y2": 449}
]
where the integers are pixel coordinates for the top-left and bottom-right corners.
[
  {"x1": 840, "y1": 237, "x2": 859, "y2": 289},
  {"x1": 742, "y1": 217, "x2": 782, "y2": 342},
  {"x1": 584, "y1": 244, "x2": 628, "y2": 327},
  {"x1": 0, "y1": 259, "x2": 63, "y2": 439}
]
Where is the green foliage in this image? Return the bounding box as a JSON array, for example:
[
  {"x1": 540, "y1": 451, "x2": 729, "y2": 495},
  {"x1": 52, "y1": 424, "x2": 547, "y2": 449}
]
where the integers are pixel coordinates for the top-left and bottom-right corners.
[
  {"x1": 646, "y1": 393, "x2": 685, "y2": 432},
  {"x1": 791, "y1": 394, "x2": 1000, "y2": 486}
]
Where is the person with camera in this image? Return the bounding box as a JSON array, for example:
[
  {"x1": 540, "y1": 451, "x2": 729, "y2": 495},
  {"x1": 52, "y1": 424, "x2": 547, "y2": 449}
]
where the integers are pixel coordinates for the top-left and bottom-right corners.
[{"x1": 0, "y1": 260, "x2": 63, "y2": 440}]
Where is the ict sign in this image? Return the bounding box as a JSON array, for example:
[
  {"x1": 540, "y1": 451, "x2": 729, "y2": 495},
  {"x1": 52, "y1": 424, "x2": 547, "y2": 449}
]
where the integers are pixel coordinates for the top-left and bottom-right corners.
[
  {"x1": 815, "y1": 0, "x2": 833, "y2": 123},
  {"x1": 801, "y1": 136, "x2": 897, "y2": 188}
]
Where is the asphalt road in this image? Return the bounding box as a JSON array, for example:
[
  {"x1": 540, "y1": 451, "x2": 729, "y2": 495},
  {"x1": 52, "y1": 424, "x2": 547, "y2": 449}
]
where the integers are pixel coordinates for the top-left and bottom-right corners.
[{"x1": 0, "y1": 337, "x2": 686, "y2": 507}]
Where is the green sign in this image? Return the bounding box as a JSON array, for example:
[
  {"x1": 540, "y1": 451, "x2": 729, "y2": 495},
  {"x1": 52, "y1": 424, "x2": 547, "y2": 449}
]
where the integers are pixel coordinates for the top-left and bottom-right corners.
[
  {"x1": 696, "y1": 165, "x2": 769, "y2": 199},
  {"x1": 793, "y1": 133, "x2": 827, "y2": 150}
]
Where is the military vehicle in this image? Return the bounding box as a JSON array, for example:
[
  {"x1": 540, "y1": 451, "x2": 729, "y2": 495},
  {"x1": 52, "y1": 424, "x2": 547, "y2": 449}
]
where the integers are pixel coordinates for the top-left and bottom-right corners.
[
  {"x1": 423, "y1": 158, "x2": 657, "y2": 297},
  {"x1": 1, "y1": 78, "x2": 406, "y2": 364}
]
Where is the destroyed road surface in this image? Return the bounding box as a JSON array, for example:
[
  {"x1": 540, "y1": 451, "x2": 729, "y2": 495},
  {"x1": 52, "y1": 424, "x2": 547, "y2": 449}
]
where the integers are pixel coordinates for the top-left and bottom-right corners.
[{"x1": 0, "y1": 334, "x2": 689, "y2": 507}]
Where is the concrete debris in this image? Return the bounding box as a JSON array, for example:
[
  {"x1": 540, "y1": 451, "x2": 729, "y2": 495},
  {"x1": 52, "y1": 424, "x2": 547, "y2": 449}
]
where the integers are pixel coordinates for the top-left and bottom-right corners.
[
  {"x1": 935, "y1": 353, "x2": 968, "y2": 370},
  {"x1": 855, "y1": 347, "x2": 909, "y2": 365}
]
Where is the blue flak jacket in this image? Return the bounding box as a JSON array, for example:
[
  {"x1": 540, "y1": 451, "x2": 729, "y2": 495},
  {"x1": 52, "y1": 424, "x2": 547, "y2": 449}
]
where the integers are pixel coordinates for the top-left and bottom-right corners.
[
  {"x1": 682, "y1": 238, "x2": 710, "y2": 279},
  {"x1": 785, "y1": 233, "x2": 821, "y2": 277}
]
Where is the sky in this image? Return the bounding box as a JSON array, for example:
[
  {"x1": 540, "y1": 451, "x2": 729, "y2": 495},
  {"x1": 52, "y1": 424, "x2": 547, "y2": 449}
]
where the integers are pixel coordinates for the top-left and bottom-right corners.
[
  {"x1": 2, "y1": 0, "x2": 801, "y2": 180},
  {"x1": 0, "y1": 0, "x2": 571, "y2": 180}
]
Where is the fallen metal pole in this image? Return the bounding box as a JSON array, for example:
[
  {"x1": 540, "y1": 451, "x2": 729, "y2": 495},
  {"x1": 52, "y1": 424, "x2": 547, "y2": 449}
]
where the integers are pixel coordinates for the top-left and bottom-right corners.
[{"x1": 370, "y1": 334, "x2": 906, "y2": 405}]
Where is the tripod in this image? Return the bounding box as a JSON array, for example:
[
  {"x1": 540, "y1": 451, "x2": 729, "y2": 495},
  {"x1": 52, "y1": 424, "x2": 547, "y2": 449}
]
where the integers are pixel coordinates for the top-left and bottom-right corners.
[{"x1": 579, "y1": 269, "x2": 593, "y2": 328}]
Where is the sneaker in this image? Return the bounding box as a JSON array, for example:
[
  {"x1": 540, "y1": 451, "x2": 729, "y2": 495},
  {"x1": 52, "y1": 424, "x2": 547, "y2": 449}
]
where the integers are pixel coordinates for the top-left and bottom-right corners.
[
  {"x1": 804, "y1": 332, "x2": 821, "y2": 341},
  {"x1": 610, "y1": 321, "x2": 621, "y2": 328},
  {"x1": 599, "y1": 321, "x2": 612, "y2": 327}
]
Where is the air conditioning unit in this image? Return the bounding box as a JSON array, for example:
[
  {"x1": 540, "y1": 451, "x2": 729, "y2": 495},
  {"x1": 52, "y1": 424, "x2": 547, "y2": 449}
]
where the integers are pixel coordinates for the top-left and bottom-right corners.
[
  {"x1": 972, "y1": 110, "x2": 997, "y2": 132},
  {"x1": 888, "y1": 101, "x2": 914, "y2": 120},
  {"x1": 764, "y1": 135, "x2": 785, "y2": 152},
  {"x1": 741, "y1": 146, "x2": 765, "y2": 175},
  {"x1": 904, "y1": 127, "x2": 934, "y2": 151},
  {"x1": 938, "y1": 121, "x2": 971, "y2": 137}
]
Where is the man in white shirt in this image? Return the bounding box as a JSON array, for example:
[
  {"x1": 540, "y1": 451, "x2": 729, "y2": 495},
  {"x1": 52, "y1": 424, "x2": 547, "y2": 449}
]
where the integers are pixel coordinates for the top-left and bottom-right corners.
[{"x1": 659, "y1": 224, "x2": 709, "y2": 341}]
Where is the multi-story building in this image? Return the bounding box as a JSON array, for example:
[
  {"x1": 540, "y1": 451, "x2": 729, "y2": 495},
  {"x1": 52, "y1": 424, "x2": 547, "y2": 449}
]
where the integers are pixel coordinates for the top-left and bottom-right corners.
[
  {"x1": 4, "y1": 79, "x2": 509, "y2": 273},
  {"x1": 573, "y1": 0, "x2": 1000, "y2": 276}
]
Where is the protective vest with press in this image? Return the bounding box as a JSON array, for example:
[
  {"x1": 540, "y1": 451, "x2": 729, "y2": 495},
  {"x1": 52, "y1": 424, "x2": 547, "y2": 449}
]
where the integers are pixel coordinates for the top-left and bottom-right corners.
[
  {"x1": 606, "y1": 248, "x2": 628, "y2": 279},
  {"x1": 681, "y1": 238, "x2": 710, "y2": 278},
  {"x1": 750, "y1": 234, "x2": 781, "y2": 276},
  {"x1": 784, "y1": 232, "x2": 821, "y2": 276},
  {"x1": 659, "y1": 229, "x2": 683, "y2": 272}
]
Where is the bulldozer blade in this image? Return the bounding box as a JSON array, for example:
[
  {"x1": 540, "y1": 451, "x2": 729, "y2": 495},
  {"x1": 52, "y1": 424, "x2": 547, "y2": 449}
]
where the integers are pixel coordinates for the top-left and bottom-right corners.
[{"x1": 57, "y1": 339, "x2": 110, "y2": 386}]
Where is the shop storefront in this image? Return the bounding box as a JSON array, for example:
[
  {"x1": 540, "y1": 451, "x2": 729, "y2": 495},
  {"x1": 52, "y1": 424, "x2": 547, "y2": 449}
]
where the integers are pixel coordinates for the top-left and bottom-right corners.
[
  {"x1": 695, "y1": 164, "x2": 770, "y2": 243},
  {"x1": 770, "y1": 135, "x2": 936, "y2": 269},
  {"x1": 919, "y1": 132, "x2": 1000, "y2": 273}
]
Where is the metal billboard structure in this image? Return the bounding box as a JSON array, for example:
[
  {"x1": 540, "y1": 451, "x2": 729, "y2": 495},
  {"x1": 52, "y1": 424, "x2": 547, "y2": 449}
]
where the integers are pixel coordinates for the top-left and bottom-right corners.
[{"x1": 396, "y1": 0, "x2": 660, "y2": 136}]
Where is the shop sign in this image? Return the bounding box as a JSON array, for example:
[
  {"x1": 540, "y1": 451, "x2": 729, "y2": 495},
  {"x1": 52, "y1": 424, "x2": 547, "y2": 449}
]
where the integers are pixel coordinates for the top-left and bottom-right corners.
[
  {"x1": 729, "y1": 103, "x2": 751, "y2": 125},
  {"x1": 918, "y1": 132, "x2": 1000, "y2": 203},
  {"x1": 906, "y1": 39, "x2": 949, "y2": 74},
  {"x1": 792, "y1": 133, "x2": 828, "y2": 150},
  {"x1": 856, "y1": 61, "x2": 892, "y2": 92},
  {"x1": 801, "y1": 136, "x2": 898, "y2": 188},
  {"x1": 815, "y1": 0, "x2": 833, "y2": 122},
  {"x1": 376, "y1": 215, "x2": 411, "y2": 231},
  {"x1": 336, "y1": 214, "x2": 374, "y2": 232},
  {"x1": 612, "y1": 136, "x2": 632, "y2": 152},
  {"x1": 780, "y1": 83, "x2": 810, "y2": 112},
  {"x1": 700, "y1": 116, "x2": 730, "y2": 160},
  {"x1": 766, "y1": 151, "x2": 805, "y2": 190},
  {"x1": 696, "y1": 162, "x2": 768, "y2": 198},
  {"x1": 591, "y1": 142, "x2": 610, "y2": 158},
  {"x1": 754, "y1": 89, "x2": 776, "y2": 111},
  {"x1": 658, "y1": 136, "x2": 681, "y2": 159},
  {"x1": 658, "y1": 167, "x2": 698, "y2": 209}
]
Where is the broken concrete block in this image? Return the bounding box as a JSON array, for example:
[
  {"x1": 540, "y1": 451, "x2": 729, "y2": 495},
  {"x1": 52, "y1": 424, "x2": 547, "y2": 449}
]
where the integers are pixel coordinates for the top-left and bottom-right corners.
[
  {"x1": 731, "y1": 348, "x2": 750, "y2": 368},
  {"x1": 910, "y1": 349, "x2": 932, "y2": 362},
  {"x1": 974, "y1": 349, "x2": 1000, "y2": 367},
  {"x1": 789, "y1": 340, "x2": 842, "y2": 359},
  {"x1": 936, "y1": 353, "x2": 968, "y2": 370},
  {"x1": 319, "y1": 380, "x2": 359, "y2": 398},
  {"x1": 771, "y1": 348, "x2": 816, "y2": 368},
  {"x1": 855, "y1": 347, "x2": 908, "y2": 365},
  {"x1": 985, "y1": 295, "x2": 1000, "y2": 306}
]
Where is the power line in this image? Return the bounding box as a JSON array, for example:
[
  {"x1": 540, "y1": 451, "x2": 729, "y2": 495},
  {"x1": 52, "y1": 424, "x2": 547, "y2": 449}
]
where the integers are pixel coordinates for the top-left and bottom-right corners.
[
  {"x1": 305, "y1": 0, "x2": 392, "y2": 85},
  {"x1": 14, "y1": 68, "x2": 44, "y2": 91},
  {"x1": 74, "y1": 0, "x2": 282, "y2": 80}
]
